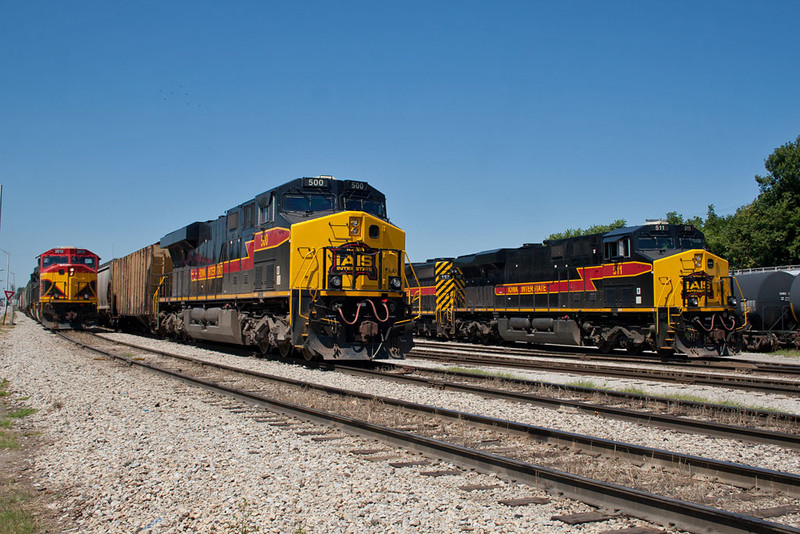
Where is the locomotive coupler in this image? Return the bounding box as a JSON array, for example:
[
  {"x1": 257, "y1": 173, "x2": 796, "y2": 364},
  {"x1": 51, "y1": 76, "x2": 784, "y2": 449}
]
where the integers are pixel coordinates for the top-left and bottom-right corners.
[{"x1": 359, "y1": 320, "x2": 379, "y2": 342}]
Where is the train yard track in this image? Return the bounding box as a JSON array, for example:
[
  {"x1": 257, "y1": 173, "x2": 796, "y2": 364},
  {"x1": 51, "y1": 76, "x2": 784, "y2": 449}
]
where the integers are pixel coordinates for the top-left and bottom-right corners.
[
  {"x1": 410, "y1": 341, "x2": 800, "y2": 396},
  {"x1": 414, "y1": 340, "x2": 800, "y2": 376},
  {"x1": 335, "y1": 364, "x2": 800, "y2": 449},
  {"x1": 52, "y1": 330, "x2": 800, "y2": 533}
]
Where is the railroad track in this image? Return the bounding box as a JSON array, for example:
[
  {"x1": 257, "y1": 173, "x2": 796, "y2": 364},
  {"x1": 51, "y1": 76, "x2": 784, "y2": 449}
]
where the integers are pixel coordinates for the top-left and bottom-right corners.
[
  {"x1": 334, "y1": 364, "x2": 800, "y2": 449},
  {"x1": 410, "y1": 343, "x2": 800, "y2": 396},
  {"x1": 413, "y1": 339, "x2": 800, "y2": 376},
  {"x1": 52, "y1": 330, "x2": 800, "y2": 533}
]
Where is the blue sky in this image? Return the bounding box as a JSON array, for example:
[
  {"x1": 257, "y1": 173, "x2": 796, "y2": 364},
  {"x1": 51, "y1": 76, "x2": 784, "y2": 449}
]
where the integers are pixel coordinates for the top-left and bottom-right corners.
[{"x1": 1, "y1": 1, "x2": 799, "y2": 289}]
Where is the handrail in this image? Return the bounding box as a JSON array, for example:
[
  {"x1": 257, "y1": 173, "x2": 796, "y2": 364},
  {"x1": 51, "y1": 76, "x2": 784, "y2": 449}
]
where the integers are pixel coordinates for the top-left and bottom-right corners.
[
  {"x1": 153, "y1": 275, "x2": 168, "y2": 314},
  {"x1": 403, "y1": 252, "x2": 423, "y2": 320},
  {"x1": 294, "y1": 248, "x2": 320, "y2": 321},
  {"x1": 728, "y1": 275, "x2": 749, "y2": 331}
]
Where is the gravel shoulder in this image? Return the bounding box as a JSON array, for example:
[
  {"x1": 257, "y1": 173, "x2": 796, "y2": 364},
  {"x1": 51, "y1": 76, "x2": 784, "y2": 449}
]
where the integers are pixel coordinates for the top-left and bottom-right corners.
[{"x1": 1, "y1": 316, "x2": 674, "y2": 533}]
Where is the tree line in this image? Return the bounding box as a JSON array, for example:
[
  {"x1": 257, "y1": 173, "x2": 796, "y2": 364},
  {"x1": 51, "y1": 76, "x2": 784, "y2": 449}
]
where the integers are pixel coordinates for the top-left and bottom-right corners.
[{"x1": 546, "y1": 135, "x2": 800, "y2": 269}]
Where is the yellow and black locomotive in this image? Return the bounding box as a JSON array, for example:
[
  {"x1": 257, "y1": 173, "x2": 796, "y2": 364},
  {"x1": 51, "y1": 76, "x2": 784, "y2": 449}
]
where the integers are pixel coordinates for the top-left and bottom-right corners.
[
  {"x1": 20, "y1": 247, "x2": 99, "y2": 329},
  {"x1": 99, "y1": 176, "x2": 413, "y2": 361},
  {"x1": 408, "y1": 223, "x2": 742, "y2": 357}
]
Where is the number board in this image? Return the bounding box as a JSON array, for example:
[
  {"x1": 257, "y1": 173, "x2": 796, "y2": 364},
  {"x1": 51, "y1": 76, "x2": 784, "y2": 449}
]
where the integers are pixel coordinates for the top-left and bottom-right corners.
[
  {"x1": 345, "y1": 180, "x2": 369, "y2": 191},
  {"x1": 303, "y1": 177, "x2": 330, "y2": 188}
]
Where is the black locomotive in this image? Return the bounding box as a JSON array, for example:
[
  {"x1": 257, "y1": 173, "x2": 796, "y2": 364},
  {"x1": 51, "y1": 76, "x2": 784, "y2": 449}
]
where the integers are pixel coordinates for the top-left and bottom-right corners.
[{"x1": 407, "y1": 222, "x2": 742, "y2": 357}]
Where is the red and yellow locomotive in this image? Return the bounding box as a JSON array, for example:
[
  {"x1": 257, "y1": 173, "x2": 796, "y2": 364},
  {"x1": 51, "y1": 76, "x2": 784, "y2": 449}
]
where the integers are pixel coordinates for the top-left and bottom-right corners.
[{"x1": 21, "y1": 247, "x2": 99, "y2": 329}]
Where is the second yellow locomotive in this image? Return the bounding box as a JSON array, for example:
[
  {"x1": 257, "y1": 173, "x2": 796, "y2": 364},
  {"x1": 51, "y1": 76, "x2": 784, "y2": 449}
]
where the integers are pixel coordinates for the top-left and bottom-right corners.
[
  {"x1": 408, "y1": 222, "x2": 742, "y2": 357},
  {"x1": 99, "y1": 176, "x2": 413, "y2": 361}
]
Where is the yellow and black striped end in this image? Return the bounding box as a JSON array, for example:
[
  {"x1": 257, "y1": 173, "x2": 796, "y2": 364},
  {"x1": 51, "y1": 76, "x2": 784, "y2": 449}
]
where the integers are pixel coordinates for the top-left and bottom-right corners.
[{"x1": 435, "y1": 261, "x2": 465, "y2": 328}]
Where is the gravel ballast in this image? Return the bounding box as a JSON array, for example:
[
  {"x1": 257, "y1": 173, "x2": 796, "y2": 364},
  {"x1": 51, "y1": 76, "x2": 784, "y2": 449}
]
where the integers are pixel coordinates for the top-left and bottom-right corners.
[{"x1": 3, "y1": 316, "x2": 797, "y2": 532}]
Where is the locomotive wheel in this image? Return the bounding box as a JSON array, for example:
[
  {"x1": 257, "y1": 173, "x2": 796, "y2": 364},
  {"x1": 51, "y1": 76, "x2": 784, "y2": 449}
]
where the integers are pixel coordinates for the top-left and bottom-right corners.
[
  {"x1": 278, "y1": 341, "x2": 294, "y2": 359},
  {"x1": 301, "y1": 345, "x2": 316, "y2": 361},
  {"x1": 596, "y1": 341, "x2": 613, "y2": 354},
  {"x1": 625, "y1": 340, "x2": 644, "y2": 355}
]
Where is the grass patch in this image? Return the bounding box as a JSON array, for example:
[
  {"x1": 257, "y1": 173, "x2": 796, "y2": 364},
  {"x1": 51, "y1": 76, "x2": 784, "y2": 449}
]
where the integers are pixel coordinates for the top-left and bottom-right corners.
[
  {"x1": 4, "y1": 409, "x2": 36, "y2": 421},
  {"x1": 567, "y1": 380, "x2": 601, "y2": 389},
  {"x1": 0, "y1": 486, "x2": 39, "y2": 534},
  {"x1": 0, "y1": 381, "x2": 37, "y2": 448},
  {"x1": 443, "y1": 366, "x2": 517, "y2": 380},
  {"x1": 0, "y1": 374, "x2": 45, "y2": 534},
  {"x1": 0, "y1": 430, "x2": 18, "y2": 449},
  {"x1": 775, "y1": 349, "x2": 800, "y2": 358},
  {"x1": 568, "y1": 380, "x2": 782, "y2": 412}
]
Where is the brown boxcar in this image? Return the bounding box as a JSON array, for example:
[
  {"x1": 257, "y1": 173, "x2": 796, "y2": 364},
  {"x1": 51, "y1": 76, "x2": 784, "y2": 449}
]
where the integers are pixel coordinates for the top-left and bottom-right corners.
[{"x1": 99, "y1": 244, "x2": 172, "y2": 328}]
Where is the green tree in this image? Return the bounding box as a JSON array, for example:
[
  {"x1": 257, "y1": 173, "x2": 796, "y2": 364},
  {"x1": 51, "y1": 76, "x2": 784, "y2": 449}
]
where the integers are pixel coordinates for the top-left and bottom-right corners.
[
  {"x1": 674, "y1": 135, "x2": 800, "y2": 268},
  {"x1": 748, "y1": 134, "x2": 800, "y2": 266},
  {"x1": 545, "y1": 219, "x2": 627, "y2": 241},
  {"x1": 665, "y1": 211, "x2": 705, "y2": 231}
]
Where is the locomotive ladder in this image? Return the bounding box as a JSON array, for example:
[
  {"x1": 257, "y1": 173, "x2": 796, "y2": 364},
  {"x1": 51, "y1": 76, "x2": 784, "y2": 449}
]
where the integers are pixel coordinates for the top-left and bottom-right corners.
[{"x1": 658, "y1": 308, "x2": 682, "y2": 351}]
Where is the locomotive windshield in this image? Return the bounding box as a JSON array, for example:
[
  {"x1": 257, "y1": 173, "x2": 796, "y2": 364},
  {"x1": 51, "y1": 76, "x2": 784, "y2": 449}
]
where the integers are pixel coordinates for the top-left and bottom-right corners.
[
  {"x1": 679, "y1": 236, "x2": 705, "y2": 249},
  {"x1": 42, "y1": 256, "x2": 68, "y2": 267},
  {"x1": 282, "y1": 193, "x2": 335, "y2": 213},
  {"x1": 73, "y1": 256, "x2": 97, "y2": 268},
  {"x1": 343, "y1": 198, "x2": 386, "y2": 218},
  {"x1": 638, "y1": 235, "x2": 704, "y2": 251},
  {"x1": 637, "y1": 236, "x2": 674, "y2": 250}
]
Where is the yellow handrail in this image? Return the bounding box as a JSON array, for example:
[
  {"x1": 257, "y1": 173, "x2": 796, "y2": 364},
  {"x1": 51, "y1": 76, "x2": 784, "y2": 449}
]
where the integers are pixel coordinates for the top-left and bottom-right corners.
[
  {"x1": 729, "y1": 275, "x2": 749, "y2": 331},
  {"x1": 402, "y1": 251, "x2": 423, "y2": 320},
  {"x1": 293, "y1": 248, "x2": 320, "y2": 321},
  {"x1": 655, "y1": 277, "x2": 675, "y2": 337},
  {"x1": 153, "y1": 275, "x2": 168, "y2": 314}
]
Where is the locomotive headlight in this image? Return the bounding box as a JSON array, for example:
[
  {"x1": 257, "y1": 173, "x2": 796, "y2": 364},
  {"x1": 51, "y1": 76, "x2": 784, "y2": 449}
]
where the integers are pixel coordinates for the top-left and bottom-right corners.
[
  {"x1": 389, "y1": 276, "x2": 402, "y2": 290},
  {"x1": 727, "y1": 296, "x2": 737, "y2": 306},
  {"x1": 328, "y1": 274, "x2": 343, "y2": 289},
  {"x1": 349, "y1": 217, "x2": 361, "y2": 236},
  {"x1": 687, "y1": 296, "x2": 699, "y2": 307}
]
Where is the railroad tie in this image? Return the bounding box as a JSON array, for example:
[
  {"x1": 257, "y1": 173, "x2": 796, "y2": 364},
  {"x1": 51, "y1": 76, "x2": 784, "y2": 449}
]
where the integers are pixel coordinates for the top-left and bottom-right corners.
[
  {"x1": 498, "y1": 497, "x2": 550, "y2": 507},
  {"x1": 599, "y1": 528, "x2": 662, "y2": 534},
  {"x1": 420, "y1": 469, "x2": 463, "y2": 477},
  {"x1": 551, "y1": 511, "x2": 618, "y2": 525}
]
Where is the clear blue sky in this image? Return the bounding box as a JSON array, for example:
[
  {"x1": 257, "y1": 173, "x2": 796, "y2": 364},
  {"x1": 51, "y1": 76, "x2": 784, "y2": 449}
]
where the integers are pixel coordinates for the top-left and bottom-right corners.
[{"x1": 2, "y1": 1, "x2": 799, "y2": 290}]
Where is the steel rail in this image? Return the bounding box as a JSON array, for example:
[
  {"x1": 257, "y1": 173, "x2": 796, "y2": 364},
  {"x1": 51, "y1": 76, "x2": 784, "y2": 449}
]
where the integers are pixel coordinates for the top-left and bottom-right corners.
[
  {"x1": 69, "y1": 332, "x2": 800, "y2": 499},
  {"x1": 410, "y1": 346, "x2": 800, "y2": 396},
  {"x1": 400, "y1": 364, "x2": 800, "y2": 426},
  {"x1": 414, "y1": 339, "x2": 800, "y2": 376},
  {"x1": 335, "y1": 364, "x2": 800, "y2": 450},
  {"x1": 56, "y1": 332, "x2": 800, "y2": 533},
  {"x1": 95, "y1": 331, "x2": 800, "y2": 425}
]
